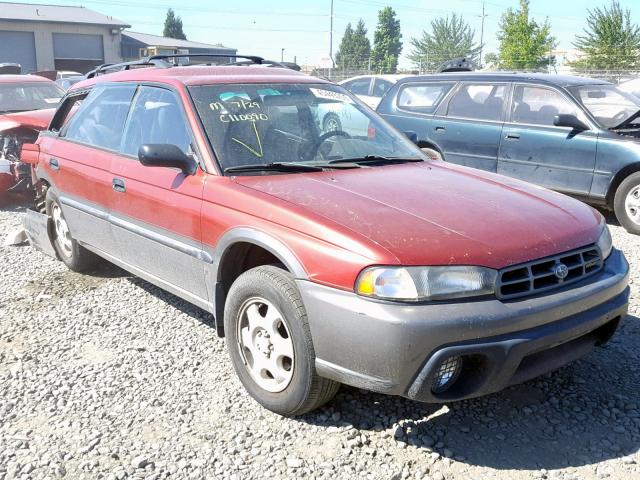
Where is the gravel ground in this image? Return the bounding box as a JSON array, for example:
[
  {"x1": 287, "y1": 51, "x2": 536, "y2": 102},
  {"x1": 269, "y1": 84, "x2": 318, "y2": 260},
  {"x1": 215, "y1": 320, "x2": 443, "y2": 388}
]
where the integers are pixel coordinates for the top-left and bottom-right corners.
[{"x1": 1, "y1": 196, "x2": 639, "y2": 480}]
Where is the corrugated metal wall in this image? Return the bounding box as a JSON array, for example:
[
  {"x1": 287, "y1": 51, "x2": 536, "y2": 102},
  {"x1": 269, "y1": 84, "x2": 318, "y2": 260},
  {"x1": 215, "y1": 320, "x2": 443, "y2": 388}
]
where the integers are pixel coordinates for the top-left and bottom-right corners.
[{"x1": 0, "y1": 30, "x2": 37, "y2": 73}]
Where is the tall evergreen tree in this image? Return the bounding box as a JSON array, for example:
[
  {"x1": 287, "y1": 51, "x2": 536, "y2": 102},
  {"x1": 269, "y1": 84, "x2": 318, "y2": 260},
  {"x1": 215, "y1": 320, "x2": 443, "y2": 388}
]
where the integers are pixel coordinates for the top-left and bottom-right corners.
[
  {"x1": 163, "y1": 8, "x2": 187, "y2": 40},
  {"x1": 571, "y1": 1, "x2": 640, "y2": 70},
  {"x1": 371, "y1": 7, "x2": 402, "y2": 74},
  {"x1": 495, "y1": 0, "x2": 555, "y2": 70},
  {"x1": 335, "y1": 20, "x2": 371, "y2": 70},
  {"x1": 408, "y1": 14, "x2": 481, "y2": 72}
]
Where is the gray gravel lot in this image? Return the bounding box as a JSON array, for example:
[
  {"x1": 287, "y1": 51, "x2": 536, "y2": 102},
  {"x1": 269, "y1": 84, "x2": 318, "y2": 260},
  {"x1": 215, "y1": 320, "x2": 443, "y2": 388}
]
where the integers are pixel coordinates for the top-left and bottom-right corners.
[{"x1": 1, "y1": 196, "x2": 639, "y2": 480}]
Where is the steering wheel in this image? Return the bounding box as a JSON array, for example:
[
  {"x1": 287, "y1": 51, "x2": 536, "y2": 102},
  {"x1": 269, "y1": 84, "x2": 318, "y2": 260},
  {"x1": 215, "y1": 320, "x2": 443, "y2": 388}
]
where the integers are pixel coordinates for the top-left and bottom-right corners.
[{"x1": 300, "y1": 130, "x2": 351, "y2": 161}]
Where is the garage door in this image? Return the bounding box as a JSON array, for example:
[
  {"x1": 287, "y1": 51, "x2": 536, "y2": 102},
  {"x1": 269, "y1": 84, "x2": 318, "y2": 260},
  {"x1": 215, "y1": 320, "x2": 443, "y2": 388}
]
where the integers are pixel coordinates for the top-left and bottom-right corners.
[
  {"x1": 53, "y1": 33, "x2": 104, "y2": 73},
  {"x1": 0, "y1": 31, "x2": 37, "y2": 73}
]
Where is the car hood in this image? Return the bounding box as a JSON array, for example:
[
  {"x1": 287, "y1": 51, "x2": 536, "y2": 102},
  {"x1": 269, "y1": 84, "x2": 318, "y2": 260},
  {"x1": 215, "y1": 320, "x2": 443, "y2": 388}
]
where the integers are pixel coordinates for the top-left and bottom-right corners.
[
  {"x1": 233, "y1": 162, "x2": 603, "y2": 269},
  {"x1": 0, "y1": 108, "x2": 55, "y2": 132}
]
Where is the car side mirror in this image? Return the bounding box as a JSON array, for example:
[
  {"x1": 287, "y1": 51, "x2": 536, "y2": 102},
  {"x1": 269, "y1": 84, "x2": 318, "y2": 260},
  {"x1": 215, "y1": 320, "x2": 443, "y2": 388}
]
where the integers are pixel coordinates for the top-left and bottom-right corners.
[
  {"x1": 20, "y1": 143, "x2": 40, "y2": 165},
  {"x1": 138, "y1": 144, "x2": 197, "y2": 175},
  {"x1": 403, "y1": 131, "x2": 418, "y2": 144},
  {"x1": 554, "y1": 114, "x2": 589, "y2": 131}
]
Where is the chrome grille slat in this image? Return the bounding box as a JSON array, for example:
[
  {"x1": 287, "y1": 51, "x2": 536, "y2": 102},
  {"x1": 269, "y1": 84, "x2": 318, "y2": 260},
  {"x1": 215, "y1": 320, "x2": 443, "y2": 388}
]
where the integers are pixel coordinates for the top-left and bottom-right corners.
[{"x1": 497, "y1": 245, "x2": 603, "y2": 300}]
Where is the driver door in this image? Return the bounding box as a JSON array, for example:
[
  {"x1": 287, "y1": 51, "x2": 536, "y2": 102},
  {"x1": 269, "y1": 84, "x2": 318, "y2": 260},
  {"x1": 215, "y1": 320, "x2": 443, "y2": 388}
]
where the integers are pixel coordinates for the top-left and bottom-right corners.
[
  {"x1": 498, "y1": 84, "x2": 598, "y2": 196},
  {"x1": 109, "y1": 85, "x2": 209, "y2": 305}
]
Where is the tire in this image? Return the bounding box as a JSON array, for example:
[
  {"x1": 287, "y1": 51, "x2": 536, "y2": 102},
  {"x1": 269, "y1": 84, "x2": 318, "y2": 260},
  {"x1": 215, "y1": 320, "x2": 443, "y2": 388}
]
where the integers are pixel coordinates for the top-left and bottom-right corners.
[
  {"x1": 322, "y1": 113, "x2": 342, "y2": 133},
  {"x1": 224, "y1": 265, "x2": 340, "y2": 416},
  {"x1": 421, "y1": 147, "x2": 442, "y2": 161},
  {"x1": 614, "y1": 172, "x2": 640, "y2": 234},
  {"x1": 47, "y1": 191, "x2": 100, "y2": 272}
]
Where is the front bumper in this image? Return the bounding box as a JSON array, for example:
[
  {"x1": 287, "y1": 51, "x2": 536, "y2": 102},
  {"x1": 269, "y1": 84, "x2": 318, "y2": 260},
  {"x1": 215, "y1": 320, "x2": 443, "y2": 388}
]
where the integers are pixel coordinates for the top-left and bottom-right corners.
[{"x1": 298, "y1": 248, "x2": 629, "y2": 403}]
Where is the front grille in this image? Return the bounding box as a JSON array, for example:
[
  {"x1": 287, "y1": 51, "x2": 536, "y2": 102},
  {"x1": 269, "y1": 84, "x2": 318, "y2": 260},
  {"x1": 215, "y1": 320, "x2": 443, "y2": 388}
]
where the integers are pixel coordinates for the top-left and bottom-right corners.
[{"x1": 497, "y1": 245, "x2": 603, "y2": 300}]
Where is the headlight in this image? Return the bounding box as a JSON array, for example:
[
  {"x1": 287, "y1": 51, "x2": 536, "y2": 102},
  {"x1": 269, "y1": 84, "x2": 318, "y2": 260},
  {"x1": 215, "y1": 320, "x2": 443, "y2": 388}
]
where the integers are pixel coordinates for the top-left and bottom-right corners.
[
  {"x1": 355, "y1": 266, "x2": 498, "y2": 301},
  {"x1": 596, "y1": 225, "x2": 613, "y2": 259}
]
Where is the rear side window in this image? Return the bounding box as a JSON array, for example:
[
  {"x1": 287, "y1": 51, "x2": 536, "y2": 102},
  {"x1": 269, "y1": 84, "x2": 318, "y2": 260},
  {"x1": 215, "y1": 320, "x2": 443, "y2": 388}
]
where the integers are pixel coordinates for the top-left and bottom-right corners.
[
  {"x1": 372, "y1": 78, "x2": 393, "y2": 98},
  {"x1": 343, "y1": 78, "x2": 371, "y2": 96},
  {"x1": 397, "y1": 83, "x2": 453, "y2": 113},
  {"x1": 63, "y1": 85, "x2": 136, "y2": 151},
  {"x1": 511, "y1": 85, "x2": 581, "y2": 127},
  {"x1": 447, "y1": 84, "x2": 506, "y2": 121},
  {"x1": 121, "y1": 86, "x2": 192, "y2": 157}
]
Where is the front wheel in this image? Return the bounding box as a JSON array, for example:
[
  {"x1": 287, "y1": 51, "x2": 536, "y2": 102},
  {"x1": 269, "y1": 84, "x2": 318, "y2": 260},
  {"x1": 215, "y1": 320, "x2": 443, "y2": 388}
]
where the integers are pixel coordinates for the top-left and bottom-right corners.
[
  {"x1": 614, "y1": 172, "x2": 640, "y2": 234},
  {"x1": 224, "y1": 266, "x2": 339, "y2": 416}
]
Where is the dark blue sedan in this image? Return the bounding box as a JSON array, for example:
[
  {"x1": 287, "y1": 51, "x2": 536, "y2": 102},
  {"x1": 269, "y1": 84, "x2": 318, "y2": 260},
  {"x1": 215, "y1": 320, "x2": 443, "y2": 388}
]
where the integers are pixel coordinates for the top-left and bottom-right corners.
[{"x1": 376, "y1": 72, "x2": 640, "y2": 233}]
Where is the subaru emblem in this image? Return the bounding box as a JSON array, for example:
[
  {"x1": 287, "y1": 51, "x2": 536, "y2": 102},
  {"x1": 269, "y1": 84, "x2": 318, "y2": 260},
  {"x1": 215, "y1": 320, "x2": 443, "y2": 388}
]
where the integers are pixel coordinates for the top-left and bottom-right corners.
[{"x1": 553, "y1": 263, "x2": 569, "y2": 280}]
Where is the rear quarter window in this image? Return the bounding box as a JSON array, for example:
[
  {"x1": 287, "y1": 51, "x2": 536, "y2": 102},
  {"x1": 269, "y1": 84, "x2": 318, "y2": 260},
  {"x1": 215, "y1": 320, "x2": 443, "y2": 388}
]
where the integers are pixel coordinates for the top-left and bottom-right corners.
[{"x1": 397, "y1": 83, "x2": 454, "y2": 114}]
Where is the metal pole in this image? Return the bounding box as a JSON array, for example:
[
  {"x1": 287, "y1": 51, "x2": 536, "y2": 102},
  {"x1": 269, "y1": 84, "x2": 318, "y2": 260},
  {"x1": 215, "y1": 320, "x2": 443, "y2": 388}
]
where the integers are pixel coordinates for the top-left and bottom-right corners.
[
  {"x1": 329, "y1": 0, "x2": 335, "y2": 67},
  {"x1": 479, "y1": 2, "x2": 486, "y2": 68},
  {"x1": 281, "y1": 48, "x2": 285, "y2": 62}
]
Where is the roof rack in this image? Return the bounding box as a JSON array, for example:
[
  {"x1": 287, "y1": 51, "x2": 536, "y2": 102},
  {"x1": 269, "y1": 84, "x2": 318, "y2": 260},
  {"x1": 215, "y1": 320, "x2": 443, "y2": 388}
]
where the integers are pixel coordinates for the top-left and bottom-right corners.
[{"x1": 85, "y1": 54, "x2": 279, "y2": 79}]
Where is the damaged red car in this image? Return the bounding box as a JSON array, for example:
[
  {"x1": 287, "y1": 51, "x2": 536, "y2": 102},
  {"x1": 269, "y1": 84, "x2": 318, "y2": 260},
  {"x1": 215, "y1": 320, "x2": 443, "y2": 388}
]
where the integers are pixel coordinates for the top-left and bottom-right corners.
[
  {"x1": 0, "y1": 74, "x2": 63, "y2": 193},
  {"x1": 18, "y1": 55, "x2": 629, "y2": 416}
]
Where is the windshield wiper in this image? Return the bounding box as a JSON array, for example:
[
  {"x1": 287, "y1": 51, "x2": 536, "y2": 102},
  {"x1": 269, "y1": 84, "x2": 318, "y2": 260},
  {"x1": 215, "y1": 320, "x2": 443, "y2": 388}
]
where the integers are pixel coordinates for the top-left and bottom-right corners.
[
  {"x1": 326, "y1": 155, "x2": 424, "y2": 165},
  {"x1": 224, "y1": 162, "x2": 326, "y2": 174}
]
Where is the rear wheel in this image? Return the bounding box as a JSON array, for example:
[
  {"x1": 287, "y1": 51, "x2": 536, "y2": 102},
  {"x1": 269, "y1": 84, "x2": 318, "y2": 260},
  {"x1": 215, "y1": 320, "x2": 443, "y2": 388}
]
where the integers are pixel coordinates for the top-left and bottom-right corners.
[
  {"x1": 47, "y1": 192, "x2": 99, "y2": 272},
  {"x1": 614, "y1": 172, "x2": 640, "y2": 234},
  {"x1": 224, "y1": 266, "x2": 339, "y2": 416}
]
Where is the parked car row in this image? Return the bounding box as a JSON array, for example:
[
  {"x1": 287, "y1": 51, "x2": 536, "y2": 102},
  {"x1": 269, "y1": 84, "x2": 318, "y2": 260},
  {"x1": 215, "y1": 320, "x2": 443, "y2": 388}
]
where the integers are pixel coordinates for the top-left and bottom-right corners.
[
  {"x1": 339, "y1": 72, "x2": 640, "y2": 235},
  {"x1": 0, "y1": 56, "x2": 630, "y2": 418}
]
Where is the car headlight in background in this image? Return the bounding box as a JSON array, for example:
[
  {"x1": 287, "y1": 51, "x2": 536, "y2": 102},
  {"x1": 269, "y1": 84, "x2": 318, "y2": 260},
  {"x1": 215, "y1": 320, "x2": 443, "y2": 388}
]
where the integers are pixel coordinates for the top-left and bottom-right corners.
[
  {"x1": 355, "y1": 266, "x2": 498, "y2": 301},
  {"x1": 597, "y1": 225, "x2": 613, "y2": 260}
]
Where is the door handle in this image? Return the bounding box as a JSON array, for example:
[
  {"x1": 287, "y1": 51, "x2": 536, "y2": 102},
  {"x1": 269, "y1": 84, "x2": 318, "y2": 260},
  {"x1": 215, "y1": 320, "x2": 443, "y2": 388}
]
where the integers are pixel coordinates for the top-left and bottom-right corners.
[
  {"x1": 435, "y1": 126, "x2": 446, "y2": 133},
  {"x1": 505, "y1": 133, "x2": 520, "y2": 140},
  {"x1": 49, "y1": 158, "x2": 59, "y2": 170},
  {"x1": 112, "y1": 178, "x2": 126, "y2": 193}
]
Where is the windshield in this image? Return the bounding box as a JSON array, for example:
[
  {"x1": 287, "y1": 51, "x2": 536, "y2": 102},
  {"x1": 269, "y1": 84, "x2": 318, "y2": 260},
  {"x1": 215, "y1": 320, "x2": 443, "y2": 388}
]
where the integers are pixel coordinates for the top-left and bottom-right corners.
[
  {"x1": 189, "y1": 83, "x2": 423, "y2": 172},
  {"x1": 568, "y1": 84, "x2": 640, "y2": 129},
  {"x1": 0, "y1": 82, "x2": 64, "y2": 114}
]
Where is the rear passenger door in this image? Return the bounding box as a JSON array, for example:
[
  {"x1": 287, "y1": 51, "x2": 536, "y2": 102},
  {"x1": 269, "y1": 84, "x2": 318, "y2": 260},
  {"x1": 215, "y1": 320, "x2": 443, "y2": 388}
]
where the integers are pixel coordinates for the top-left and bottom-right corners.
[
  {"x1": 42, "y1": 84, "x2": 136, "y2": 255},
  {"x1": 498, "y1": 84, "x2": 597, "y2": 195},
  {"x1": 432, "y1": 82, "x2": 508, "y2": 173},
  {"x1": 109, "y1": 85, "x2": 209, "y2": 305}
]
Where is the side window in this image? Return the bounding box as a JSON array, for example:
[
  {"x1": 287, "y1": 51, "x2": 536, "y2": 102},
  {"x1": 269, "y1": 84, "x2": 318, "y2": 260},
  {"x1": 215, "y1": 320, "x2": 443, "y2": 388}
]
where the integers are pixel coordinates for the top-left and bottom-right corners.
[
  {"x1": 372, "y1": 78, "x2": 393, "y2": 98},
  {"x1": 50, "y1": 93, "x2": 88, "y2": 133},
  {"x1": 343, "y1": 78, "x2": 371, "y2": 96},
  {"x1": 63, "y1": 85, "x2": 136, "y2": 151},
  {"x1": 447, "y1": 83, "x2": 506, "y2": 121},
  {"x1": 511, "y1": 85, "x2": 580, "y2": 127},
  {"x1": 121, "y1": 86, "x2": 192, "y2": 157},
  {"x1": 397, "y1": 83, "x2": 453, "y2": 114}
]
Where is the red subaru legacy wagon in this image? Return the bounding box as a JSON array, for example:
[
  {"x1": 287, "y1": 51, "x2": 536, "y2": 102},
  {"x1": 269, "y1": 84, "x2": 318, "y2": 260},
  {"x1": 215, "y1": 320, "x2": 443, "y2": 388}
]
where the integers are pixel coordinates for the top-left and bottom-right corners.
[{"x1": 19, "y1": 55, "x2": 629, "y2": 416}]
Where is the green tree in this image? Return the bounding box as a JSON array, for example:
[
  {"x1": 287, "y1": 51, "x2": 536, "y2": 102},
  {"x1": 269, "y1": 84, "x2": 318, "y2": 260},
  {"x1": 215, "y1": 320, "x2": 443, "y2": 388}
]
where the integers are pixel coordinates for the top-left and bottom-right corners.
[
  {"x1": 335, "y1": 19, "x2": 371, "y2": 70},
  {"x1": 408, "y1": 14, "x2": 481, "y2": 72},
  {"x1": 571, "y1": 1, "x2": 640, "y2": 71},
  {"x1": 163, "y1": 8, "x2": 187, "y2": 40},
  {"x1": 495, "y1": 0, "x2": 555, "y2": 70},
  {"x1": 371, "y1": 7, "x2": 402, "y2": 73}
]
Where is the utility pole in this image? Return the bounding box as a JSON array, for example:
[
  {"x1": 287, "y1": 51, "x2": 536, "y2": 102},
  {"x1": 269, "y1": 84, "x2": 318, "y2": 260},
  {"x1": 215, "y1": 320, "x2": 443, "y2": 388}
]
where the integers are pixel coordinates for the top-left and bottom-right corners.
[
  {"x1": 479, "y1": 2, "x2": 487, "y2": 68},
  {"x1": 329, "y1": 0, "x2": 335, "y2": 68},
  {"x1": 281, "y1": 48, "x2": 285, "y2": 62}
]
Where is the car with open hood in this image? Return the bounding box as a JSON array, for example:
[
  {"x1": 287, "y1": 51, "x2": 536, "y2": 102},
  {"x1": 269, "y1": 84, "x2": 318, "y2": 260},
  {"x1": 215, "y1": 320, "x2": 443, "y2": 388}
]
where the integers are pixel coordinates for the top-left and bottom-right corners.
[
  {"x1": 0, "y1": 74, "x2": 64, "y2": 192},
  {"x1": 376, "y1": 72, "x2": 640, "y2": 234},
  {"x1": 18, "y1": 55, "x2": 629, "y2": 416}
]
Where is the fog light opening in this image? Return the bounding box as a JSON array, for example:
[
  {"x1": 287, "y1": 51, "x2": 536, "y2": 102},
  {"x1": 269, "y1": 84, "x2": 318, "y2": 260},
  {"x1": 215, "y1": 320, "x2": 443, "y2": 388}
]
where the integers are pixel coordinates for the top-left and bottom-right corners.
[{"x1": 431, "y1": 356, "x2": 463, "y2": 394}]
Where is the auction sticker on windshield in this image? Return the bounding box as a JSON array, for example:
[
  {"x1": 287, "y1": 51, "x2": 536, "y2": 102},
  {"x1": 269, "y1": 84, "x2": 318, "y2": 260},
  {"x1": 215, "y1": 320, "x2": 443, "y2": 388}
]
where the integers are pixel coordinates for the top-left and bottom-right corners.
[{"x1": 309, "y1": 88, "x2": 354, "y2": 104}]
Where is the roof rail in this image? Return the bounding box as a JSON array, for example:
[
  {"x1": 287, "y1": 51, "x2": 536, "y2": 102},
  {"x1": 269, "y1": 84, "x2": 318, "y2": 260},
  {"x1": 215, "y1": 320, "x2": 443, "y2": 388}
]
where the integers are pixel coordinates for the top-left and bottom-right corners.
[{"x1": 85, "y1": 54, "x2": 274, "y2": 79}]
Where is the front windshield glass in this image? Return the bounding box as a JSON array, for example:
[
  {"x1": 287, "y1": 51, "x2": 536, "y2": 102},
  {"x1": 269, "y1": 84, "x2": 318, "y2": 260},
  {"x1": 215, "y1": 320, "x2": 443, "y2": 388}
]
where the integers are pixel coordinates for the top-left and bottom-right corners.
[
  {"x1": 189, "y1": 83, "x2": 423, "y2": 172},
  {"x1": 0, "y1": 82, "x2": 64, "y2": 113},
  {"x1": 568, "y1": 84, "x2": 640, "y2": 129}
]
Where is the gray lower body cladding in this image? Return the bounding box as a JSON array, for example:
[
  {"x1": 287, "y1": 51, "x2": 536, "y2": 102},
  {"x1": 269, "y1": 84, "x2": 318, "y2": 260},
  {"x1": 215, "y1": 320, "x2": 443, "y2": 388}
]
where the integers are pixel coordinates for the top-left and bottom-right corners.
[{"x1": 299, "y1": 248, "x2": 629, "y2": 402}]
